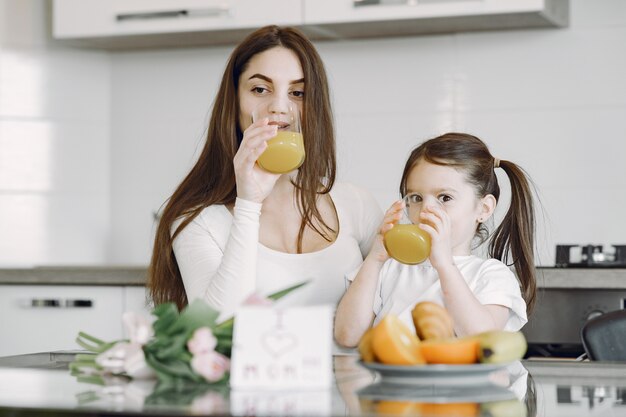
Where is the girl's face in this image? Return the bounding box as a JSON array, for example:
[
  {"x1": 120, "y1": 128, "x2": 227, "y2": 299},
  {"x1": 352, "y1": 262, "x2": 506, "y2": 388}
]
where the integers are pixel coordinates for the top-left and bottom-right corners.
[
  {"x1": 405, "y1": 159, "x2": 493, "y2": 255},
  {"x1": 238, "y1": 46, "x2": 304, "y2": 132}
]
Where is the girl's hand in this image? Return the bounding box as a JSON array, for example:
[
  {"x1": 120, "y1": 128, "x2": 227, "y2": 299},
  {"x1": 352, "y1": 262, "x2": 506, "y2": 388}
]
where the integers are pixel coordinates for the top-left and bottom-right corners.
[
  {"x1": 419, "y1": 204, "x2": 454, "y2": 271},
  {"x1": 366, "y1": 200, "x2": 404, "y2": 264},
  {"x1": 233, "y1": 118, "x2": 281, "y2": 203}
]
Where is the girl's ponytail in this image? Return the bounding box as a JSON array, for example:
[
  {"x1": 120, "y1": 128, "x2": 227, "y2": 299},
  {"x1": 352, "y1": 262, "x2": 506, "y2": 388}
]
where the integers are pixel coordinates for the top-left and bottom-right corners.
[{"x1": 488, "y1": 160, "x2": 537, "y2": 313}]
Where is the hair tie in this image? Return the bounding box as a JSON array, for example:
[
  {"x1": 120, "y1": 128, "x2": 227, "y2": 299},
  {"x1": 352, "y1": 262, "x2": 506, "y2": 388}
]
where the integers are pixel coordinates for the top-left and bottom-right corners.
[{"x1": 493, "y1": 158, "x2": 500, "y2": 169}]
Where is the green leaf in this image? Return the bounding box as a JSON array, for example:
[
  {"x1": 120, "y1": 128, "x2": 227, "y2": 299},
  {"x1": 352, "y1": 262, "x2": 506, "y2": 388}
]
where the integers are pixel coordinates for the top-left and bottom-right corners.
[
  {"x1": 69, "y1": 360, "x2": 102, "y2": 374},
  {"x1": 214, "y1": 280, "x2": 310, "y2": 327},
  {"x1": 268, "y1": 280, "x2": 309, "y2": 300},
  {"x1": 151, "y1": 303, "x2": 180, "y2": 336},
  {"x1": 215, "y1": 317, "x2": 234, "y2": 331},
  {"x1": 75, "y1": 332, "x2": 104, "y2": 352},
  {"x1": 214, "y1": 341, "x2": 231, "y2": 358},
  {"x1": 75, "y1": 353, "x2": 98, "y2": 362},
  {"x1": 146, "y1": 333, "x2": 188, "y2": 361},
  {"x1": 169, "y1": 299, "x2": 219, "y2": 335},
  {"x1": 144, "y1": 350, "x2": 203, "y2": 384},
  {"x1": 213, "y1": 322, "x2": 233, "y2": 334},
  {"x1": 75, "y1": 333, "x2": 122, "y2": 353}
]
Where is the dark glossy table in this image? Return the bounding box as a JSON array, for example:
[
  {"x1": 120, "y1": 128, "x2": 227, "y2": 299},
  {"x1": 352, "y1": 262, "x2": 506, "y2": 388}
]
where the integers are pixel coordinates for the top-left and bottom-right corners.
[{"x1": 0, "y1": 352, "x2": 625, "y2": 416}]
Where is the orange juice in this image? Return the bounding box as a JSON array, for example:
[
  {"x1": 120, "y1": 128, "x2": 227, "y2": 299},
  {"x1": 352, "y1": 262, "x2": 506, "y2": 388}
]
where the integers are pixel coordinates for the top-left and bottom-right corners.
[
  {"x1": 257, "y1": 131, "x2": 305, "y2": 174},
  {"x1": 383, "y1": 224, "x2": 431, "y2": 265}
]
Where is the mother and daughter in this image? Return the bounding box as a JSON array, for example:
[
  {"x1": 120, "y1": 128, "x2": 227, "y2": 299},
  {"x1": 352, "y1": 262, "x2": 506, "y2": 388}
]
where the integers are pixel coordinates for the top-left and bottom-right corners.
[{"x1": 147, "y1": 25, "x2": 538, "y2": 347}]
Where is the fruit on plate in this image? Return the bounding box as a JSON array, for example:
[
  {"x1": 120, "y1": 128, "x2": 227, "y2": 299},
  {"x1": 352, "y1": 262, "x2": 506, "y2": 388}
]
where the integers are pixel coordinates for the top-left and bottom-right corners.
[
  {"x1": 420, "y1": 336, "x2": 479, "y2": 365},
  {"x1": 476, "y1": 330, "x2": 528, "y2": 364},
  {"x1": 411, "y1": 301, "x2": 454, "y2": 340},
  {"x1": 371, "y1": 315, "x2": 426, "y2": 365},
  {"x1": 358, "y1": 327, "x2": 376, "y2": 363}
]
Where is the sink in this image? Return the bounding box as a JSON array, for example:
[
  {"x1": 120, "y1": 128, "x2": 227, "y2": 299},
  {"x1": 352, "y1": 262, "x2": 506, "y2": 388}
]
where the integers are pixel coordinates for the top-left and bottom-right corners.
[{"x1": 0, "y1": 351, "x2": 80, "y2": 369}]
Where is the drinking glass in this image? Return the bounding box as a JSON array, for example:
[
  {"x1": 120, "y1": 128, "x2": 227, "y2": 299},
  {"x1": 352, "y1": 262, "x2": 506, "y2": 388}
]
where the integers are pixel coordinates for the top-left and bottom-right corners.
[
  {"x1": 252, "y1": 102, "x2": 304, "y2": 174},
  {"x1": 383, "y1": 194, "x2": 431, "y2": 264}
]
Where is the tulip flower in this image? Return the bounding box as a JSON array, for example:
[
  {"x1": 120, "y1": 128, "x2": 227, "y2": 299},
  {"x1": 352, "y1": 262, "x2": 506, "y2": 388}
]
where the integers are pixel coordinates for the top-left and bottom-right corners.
[
  {"x1": 187, "y1": 327, "x2": 218, "y2": 356},
  {"x1": 190, "y1": 351, "x2": 230, "y2": 383}
]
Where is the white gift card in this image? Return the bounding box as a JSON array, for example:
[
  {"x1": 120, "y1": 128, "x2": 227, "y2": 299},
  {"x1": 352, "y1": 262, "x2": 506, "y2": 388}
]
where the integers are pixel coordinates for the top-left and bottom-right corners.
[
  {"x1": 229, "y1": 390, "x2": 331, "y2": 416},
  {"x1": 230, "y1": 305, "x2": 333, "y2": 390}
]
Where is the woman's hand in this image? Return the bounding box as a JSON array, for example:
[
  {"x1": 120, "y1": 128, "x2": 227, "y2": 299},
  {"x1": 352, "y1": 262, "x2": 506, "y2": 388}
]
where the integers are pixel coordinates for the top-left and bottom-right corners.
[
  {"x1": 233, "y1": 118, "x2": 281, "y2": 203},
  {"x1": 419, "y1": 205, "x2": 454, "y2": 271},
  {"x1": 366, "y1": 200, "x2": 404, "y2": 264}
]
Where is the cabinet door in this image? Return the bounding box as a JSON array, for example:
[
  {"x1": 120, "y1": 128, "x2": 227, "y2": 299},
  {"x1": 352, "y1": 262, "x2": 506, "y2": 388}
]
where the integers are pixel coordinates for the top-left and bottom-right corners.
[
  {"x1": 304, "y1": 0, "x2": 567, "y2": 25},
  {"x1": 0, "y1": 286, "x2": 124, "y2": 357},
  {"x1": 124, "y1": 286, "x2": 151, "y2": 317},
  {"x1": 53, "y1": 0, "x2": 303, "y2": 39},
  {"x1": 305, "y1": 0, "x2": 549, "y2": 24}
]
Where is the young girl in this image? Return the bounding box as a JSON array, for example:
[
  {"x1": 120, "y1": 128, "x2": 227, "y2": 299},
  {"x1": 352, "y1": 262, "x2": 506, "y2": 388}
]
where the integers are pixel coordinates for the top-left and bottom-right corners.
[{"x1": 335, "y1": 132, "x2": 537, "y2": 347}]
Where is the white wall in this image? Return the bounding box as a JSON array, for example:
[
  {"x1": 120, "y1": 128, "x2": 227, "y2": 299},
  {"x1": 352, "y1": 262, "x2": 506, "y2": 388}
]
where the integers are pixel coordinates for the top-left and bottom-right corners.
[
  {"x1": 0, "y1": 1, "x2": 111, "y2": 265},
  {"x1": 110, "y1": 0, "x2": 626, "y2": 266},
  {"x1": 1, "y1": 1, "x2": 625, "y2": 267}
]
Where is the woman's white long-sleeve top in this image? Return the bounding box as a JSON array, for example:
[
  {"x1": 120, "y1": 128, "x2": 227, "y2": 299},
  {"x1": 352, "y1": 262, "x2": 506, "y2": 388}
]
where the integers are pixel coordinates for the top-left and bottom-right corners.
[{"x1": 172, "y1": 182, "x2": 383, "y2": 318}]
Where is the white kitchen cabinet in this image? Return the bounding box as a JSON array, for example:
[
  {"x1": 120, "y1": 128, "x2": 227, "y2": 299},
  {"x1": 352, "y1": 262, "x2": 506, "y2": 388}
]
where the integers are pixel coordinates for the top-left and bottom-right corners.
[
  {"x1": 303, "y1": 0, "x2": 568, "y2": 38},
  {"x1": 123, "y1": 286, "x2": 152, "y2": 317},
  {"x1": 0, "y1": 285, "x2": 133, "y2": 357},
  {"x1": 53, "y1": 0, "x2": 303, "y2": 48},
  {"x1": 52, "y1": 0, "x2": 567, "y2": 49}
]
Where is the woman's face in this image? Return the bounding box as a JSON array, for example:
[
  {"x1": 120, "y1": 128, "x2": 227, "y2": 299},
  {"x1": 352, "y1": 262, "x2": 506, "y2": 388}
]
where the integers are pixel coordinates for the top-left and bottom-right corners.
[{"x1": 238, "y1": 46, "x2": 305, "y2": 132}]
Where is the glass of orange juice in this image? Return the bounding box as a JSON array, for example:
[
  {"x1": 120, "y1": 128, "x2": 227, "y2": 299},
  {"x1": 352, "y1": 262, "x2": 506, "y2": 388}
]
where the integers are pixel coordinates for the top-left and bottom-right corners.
[
  {"x1": 253, "y1": 102, "x2": 304, "y2": 174},
  {"x1": 383, "y1": 194, "x2": 431, "y2": 265}
]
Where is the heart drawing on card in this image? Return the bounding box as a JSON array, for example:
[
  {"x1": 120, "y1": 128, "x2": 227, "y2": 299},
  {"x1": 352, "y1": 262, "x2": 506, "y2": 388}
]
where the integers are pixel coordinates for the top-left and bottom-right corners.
[{"x1": 261, "y1": 329, "x2": 299, "y2": 358}]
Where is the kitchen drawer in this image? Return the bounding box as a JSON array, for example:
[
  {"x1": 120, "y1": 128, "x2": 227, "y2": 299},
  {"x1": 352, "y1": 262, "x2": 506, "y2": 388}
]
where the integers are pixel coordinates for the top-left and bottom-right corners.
[{"x1": 0, "y1": 285, "x2": 125, "y2": 357}]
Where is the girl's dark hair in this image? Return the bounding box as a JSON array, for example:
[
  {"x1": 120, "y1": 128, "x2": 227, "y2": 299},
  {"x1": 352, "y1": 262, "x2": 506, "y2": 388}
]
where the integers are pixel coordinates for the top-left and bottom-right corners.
[
  {"x1": 399, "y1": 132, "x2": 536, "y2": 313},
  {"x1": 148, "y1": 26, "x2": 336, "y2": 310}
]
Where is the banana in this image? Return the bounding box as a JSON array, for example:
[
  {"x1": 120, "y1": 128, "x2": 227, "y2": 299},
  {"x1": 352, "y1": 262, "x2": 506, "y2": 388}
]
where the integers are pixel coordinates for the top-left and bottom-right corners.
[{"x1": 476, "y1": 331, "x2": 527, "y2": 364}]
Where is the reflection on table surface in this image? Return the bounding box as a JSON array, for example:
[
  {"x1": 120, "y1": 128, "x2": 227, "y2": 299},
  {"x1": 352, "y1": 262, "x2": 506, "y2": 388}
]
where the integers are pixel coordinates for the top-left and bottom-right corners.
[{"x1": 0, "y1": 354, "x2": 625, "y2": 416}]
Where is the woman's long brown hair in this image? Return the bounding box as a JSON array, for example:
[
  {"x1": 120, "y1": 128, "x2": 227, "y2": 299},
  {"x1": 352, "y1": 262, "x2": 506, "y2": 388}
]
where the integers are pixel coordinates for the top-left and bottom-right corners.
[
  {"x1": 148, "y1": 26, "x2": 337, "y2": 310},
  {"x1": 399, "y1": 133, "x2": 537, "y2": 313}
]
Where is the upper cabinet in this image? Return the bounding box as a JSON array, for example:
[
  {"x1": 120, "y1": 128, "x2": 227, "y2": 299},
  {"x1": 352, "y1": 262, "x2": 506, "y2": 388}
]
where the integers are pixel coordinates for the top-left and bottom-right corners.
[
  {"x1": 52, "y1": 0, "x2": 303, "y2": 48},
  {"x1": 52, "y1": 0, "x2": 568, "y2": 49},
  {"x1": 303, "y1": 0, "x2": 568, "y2": 39}
]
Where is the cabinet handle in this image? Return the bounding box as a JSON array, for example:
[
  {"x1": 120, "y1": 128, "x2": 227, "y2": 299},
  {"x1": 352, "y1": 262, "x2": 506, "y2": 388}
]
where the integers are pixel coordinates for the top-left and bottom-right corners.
[
  {"x1": 22, "y1": 299, "x2": 94, "y2": 308},
  {"x1": 116, "y1": 8, "x2": 230, "y2": 22}
]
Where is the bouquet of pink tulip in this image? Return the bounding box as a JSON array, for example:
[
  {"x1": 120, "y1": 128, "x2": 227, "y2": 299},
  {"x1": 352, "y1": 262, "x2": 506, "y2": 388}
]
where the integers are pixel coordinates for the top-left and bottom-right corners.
[{"x1": 70, "y1": 282, "x2": 307, "y2": 386}]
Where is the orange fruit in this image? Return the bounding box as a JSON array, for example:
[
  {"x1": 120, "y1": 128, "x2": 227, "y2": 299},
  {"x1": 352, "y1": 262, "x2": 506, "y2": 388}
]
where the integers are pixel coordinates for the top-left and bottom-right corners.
[
  {"x1": 419, "y1": 402, "x2": 479, "y2": 416},
  {"x1": 358, "y1": 327, "x2": 376, "y2": 363},
  {"x1": 420, "y1": 337, "x2": 479, "y2": 365},
  {"x1": 371, "y1": 315, "x2": 425, "y2": 365}
]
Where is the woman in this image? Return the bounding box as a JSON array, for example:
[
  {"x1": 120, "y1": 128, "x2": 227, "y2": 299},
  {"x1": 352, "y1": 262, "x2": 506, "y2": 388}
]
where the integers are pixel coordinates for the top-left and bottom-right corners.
[{"x1": 148, "y1": 25, "x2": 382, "y2": 320}]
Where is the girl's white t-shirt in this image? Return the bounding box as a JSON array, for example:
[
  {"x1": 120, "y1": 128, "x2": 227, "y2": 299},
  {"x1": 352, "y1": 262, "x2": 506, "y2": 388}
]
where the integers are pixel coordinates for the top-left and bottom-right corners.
[
  {"x1": 172, "y1": 182, "x2": 383, "y2": 319},
  {"x1": 349, "y1": 255, "x2": 528, "y2": 333}
]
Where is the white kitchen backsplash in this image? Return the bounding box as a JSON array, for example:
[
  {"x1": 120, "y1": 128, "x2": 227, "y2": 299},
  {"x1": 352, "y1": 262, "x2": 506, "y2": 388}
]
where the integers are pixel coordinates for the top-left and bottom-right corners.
[
  {"x1": 0, "y1": 1, "x2": 111, "y2": 266},
  {"x1": 1, "y1": 0, "x2": 625, "y2": 266}
]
